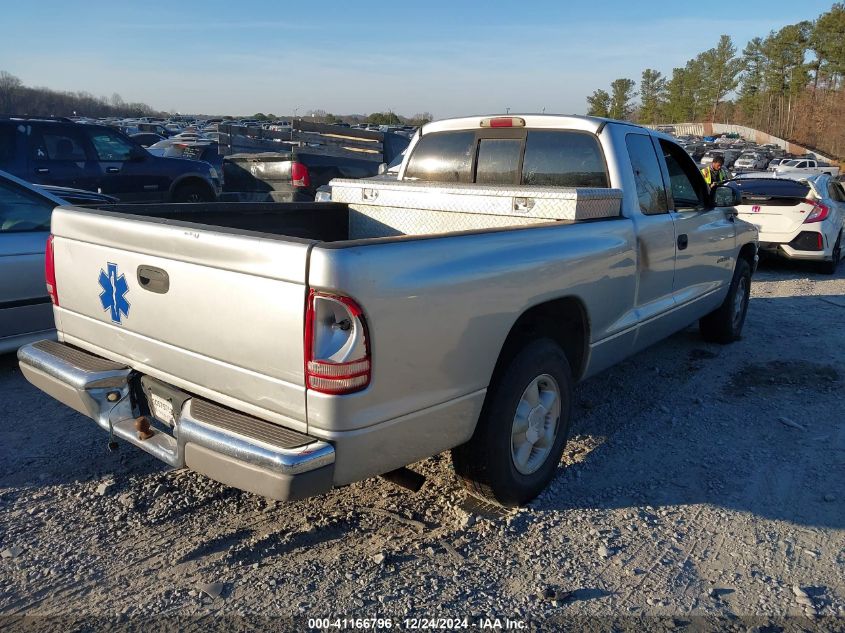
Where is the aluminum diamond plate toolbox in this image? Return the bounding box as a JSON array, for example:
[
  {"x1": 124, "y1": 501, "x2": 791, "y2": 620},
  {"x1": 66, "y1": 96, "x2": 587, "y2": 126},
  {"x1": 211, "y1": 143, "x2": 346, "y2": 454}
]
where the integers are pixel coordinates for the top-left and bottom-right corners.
[
  {"x1": 330, "y1": 178, "x2": 623, "y2": 221},
  {"x1": 348, "y1": 205, "x2": 550, "y2": 238}
]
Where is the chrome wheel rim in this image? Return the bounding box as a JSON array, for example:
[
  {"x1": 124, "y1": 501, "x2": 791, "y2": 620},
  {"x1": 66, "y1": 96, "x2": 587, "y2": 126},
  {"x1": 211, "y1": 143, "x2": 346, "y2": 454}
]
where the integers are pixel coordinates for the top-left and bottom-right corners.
[
  {"x1": 511, "y1": 374, "x2": 561, "y2": 475},
  {"x1": 733, "y1": 276, "x2": 747, "y2": 330}
]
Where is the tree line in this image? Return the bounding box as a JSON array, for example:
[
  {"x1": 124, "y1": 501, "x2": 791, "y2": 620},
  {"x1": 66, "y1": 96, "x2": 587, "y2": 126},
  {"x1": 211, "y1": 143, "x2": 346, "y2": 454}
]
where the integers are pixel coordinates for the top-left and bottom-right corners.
[
  {"x1": 586, "y1": 2, "x2": 845, "y2": 159},
  {"x1": 0, "y1": 72, "x2": 435, "y2": 128},
  {"x1": 0, "y1": 71, "x2": 158, "y2": 119}
]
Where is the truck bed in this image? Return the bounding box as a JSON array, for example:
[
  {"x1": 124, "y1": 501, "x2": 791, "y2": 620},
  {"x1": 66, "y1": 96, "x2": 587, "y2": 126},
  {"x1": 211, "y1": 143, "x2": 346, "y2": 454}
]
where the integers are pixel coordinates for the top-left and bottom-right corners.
[{"x1": 95, "y1": 180, "x2": 623, "y2": 244}]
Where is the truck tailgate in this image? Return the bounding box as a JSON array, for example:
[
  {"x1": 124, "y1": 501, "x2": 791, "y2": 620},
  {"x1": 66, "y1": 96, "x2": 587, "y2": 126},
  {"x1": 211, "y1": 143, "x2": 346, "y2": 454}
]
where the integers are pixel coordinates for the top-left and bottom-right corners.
[{"x1": 49, "y1": 207, "x2": 312, "y2": 430}]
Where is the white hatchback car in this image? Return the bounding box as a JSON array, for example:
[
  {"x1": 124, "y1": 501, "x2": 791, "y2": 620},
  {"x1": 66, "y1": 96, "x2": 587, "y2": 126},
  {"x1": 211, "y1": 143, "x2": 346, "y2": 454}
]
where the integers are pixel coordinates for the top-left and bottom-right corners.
[{"x1": 730, "y1": 173, "x2": 844, "y2": 274}]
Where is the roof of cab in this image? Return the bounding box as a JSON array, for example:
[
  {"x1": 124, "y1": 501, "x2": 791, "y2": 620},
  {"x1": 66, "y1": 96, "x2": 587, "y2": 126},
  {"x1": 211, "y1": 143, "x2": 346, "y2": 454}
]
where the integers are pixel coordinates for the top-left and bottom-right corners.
[{"x1": 421, "y1": 114, "x2": 650, "y2": 136}]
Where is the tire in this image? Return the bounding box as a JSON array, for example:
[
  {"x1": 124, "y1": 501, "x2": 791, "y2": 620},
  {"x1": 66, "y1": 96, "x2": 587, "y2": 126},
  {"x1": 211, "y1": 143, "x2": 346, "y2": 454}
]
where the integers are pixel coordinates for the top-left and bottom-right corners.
[
  {"x1": 699, "y1": 258, "x2": 752, "y2": 344},
  {"x1": 820, "y1": 233, "x2": 841, "y2": 275},
  {"x1": 172, "y1": 182, "x2": 214, "y2": 203},
  {"x1": 451, "y1": 338, "x2": 573, "y2": 507}
]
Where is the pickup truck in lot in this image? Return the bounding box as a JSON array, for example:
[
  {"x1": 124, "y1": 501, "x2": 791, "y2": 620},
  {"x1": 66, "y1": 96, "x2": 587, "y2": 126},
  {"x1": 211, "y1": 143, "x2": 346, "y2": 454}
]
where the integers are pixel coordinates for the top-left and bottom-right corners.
[
  {"x1": 18, "y1": 115, "x2": 758, "y2": 507},
  {"x1": 775, "y1": 158, "x2": 841, "y2": 178},
  {"x1": 217, "y1": 121, "x2": 409, "y2": 202}
]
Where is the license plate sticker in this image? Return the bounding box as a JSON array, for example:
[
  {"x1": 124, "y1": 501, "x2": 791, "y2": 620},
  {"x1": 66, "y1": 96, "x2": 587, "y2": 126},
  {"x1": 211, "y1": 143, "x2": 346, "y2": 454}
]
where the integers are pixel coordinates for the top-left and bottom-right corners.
[{"x1": 149, "y1": 392, "x2": 175, "y2": 425}]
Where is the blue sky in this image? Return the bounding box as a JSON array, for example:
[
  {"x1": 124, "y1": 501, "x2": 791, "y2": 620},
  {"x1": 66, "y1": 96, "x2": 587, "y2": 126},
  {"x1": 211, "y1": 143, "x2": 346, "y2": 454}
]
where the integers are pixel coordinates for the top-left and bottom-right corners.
[{"x1": 0, "y1": 1, "x2": 835, "y2": 118}]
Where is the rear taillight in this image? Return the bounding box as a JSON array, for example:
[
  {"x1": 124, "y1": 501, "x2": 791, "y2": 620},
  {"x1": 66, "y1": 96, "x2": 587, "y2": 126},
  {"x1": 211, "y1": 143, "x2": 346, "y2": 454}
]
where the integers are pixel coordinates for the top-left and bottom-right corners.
[
  {"x1": 291, "y1": 162, "x2": 311, "y2": 188},
  {"x1": 45, "y1": 234, "x2": 58, "y2": 306},
  {"x1": 305, "y1": 290, "x2": 370, "y2": 394},
  {"x1": 803, "y1": 200, "x2": 829, "y2": 223}
]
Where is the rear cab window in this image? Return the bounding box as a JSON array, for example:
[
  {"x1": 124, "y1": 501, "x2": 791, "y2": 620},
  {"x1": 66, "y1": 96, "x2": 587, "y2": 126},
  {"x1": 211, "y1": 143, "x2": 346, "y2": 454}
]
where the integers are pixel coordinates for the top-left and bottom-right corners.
[
  {"x1": 522, "y1": 131, "x2": 608, "y2": 187},
  {"x1": 404, "y1": 131, "x2": 475, "y2": 183},
  {"x1": 475, "y1": 138, "x2": 521, "y2": 185},
  {"x1": 404, "y1": 128, "x2": 609, "y2": 188}
]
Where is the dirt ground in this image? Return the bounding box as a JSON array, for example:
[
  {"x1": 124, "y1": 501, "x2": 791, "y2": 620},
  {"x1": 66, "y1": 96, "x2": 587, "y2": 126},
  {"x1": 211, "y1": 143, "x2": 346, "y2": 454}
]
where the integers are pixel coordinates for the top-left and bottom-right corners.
[{"x1": 0, "y1": 257, "x2": 843, "y2": 632}]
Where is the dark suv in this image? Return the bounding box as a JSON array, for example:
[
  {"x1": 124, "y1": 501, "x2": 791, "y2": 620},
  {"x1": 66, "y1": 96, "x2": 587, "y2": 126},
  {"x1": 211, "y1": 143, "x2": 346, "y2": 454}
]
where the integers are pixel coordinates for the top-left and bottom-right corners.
[{"x1": 0, "y1": 117, "x2": 221, "y2": 202}]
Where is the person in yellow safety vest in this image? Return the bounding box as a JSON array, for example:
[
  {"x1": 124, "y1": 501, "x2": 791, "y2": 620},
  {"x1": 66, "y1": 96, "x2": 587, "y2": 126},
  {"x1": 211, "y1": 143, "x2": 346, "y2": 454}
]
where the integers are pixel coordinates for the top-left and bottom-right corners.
[{"x1": 701, "y1": 155, "x2": 729, "y2": 186}]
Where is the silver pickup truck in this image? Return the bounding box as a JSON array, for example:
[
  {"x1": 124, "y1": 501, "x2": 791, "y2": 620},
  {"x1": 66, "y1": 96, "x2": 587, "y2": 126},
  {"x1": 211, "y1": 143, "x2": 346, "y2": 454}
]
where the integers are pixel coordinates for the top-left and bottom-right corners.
[{"x1": 18, "y1": 115, "x2": 758, "y2": 507}]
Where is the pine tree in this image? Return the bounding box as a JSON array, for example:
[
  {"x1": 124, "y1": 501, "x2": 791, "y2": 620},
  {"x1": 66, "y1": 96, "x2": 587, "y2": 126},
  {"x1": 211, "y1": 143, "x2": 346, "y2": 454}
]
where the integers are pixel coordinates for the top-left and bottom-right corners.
[
  {"x1": 586, "y1": 89, "x2": 611, "y2": 118},
  {"x1": 639, "y1": 69, "x2": 667, "y2": 124},
  {"x1": 609, "y1": 79, "x2": 637, "y2": 120}
]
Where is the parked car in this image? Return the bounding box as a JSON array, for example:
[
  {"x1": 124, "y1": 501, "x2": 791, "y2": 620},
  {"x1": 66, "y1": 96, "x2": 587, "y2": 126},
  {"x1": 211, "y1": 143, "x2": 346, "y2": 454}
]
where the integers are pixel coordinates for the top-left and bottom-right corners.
[
  {"x1": 0, "y1": 169, "x2": 116, "y2": 353},
  {"x1": 729, "y1": 174, "x2": 844, "y2": 273},
  {"x1": 702, "y1": 149, "x2": 740, "y2": 168},
  {"x1": 153, "y1": 141, "x2": 223, "y2": 174},
  {"x1": 0, "y1": 116, "x2": 221, "y2": 202},
  {"x1": 136, "y1": 122, "x2": 173, "y2": 138},
  {"x1": 130, "y1": 132, "x2": 166, "y2": 148},
  {"x1": 18, "y1": 114, "x2": 758, "y2": 508},
  {"x1": 733, "y1": 152, "x2": 769, "y2": 171}
]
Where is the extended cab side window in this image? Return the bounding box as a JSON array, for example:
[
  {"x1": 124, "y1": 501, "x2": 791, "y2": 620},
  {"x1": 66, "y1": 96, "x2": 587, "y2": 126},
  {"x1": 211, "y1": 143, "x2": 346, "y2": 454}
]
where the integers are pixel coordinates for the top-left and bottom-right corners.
[
  {"x1": 659, "y1": 140, "x2": 707, "y2": 210},
  {"x1": 0, "y1": 180, "x2": 53, "y2": 233},
  {"x1": 625, "y1": 134, "x2": 668, "y2": 215},
  {"x1": 522, "y1": 131, "x2": 608, "y2": 187},
  {"x1": 88, "y1": 129, "x2": 136, "y2": 161},
  {"x1": 404, "y1": 131, "x2": 475, "y2": 183}
]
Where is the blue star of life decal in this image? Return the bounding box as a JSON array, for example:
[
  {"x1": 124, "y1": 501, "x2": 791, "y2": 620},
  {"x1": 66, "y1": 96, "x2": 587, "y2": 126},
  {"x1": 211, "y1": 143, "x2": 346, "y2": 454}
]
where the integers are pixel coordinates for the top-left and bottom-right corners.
[{"x1": 98, "y1": 262, "x2": 131, "y2": 324}]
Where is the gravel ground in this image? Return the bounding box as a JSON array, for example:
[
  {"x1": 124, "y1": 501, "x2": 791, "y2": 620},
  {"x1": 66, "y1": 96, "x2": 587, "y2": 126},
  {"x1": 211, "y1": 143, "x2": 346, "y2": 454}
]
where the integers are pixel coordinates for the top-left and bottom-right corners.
[{"x1": 0, "y1": 258, "x2": 843, "y2": 632}]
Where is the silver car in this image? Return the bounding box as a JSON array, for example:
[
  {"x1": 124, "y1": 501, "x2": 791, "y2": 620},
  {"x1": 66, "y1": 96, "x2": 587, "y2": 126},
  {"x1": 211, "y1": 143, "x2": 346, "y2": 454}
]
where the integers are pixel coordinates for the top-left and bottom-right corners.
[
  {"x1": 733, "y1": 152, "x2": 768, "y2": 171},
  {"x1": 0, "y1": 170, "x2": 116, "y2": 353}
]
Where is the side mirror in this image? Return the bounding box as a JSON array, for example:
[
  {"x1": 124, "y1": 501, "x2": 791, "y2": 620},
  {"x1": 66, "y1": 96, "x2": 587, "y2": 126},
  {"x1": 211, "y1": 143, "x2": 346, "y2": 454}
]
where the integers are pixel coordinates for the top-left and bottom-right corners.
[
  {"x1": 377, "y1": 162, "x2": 387, "y2": 175},
  {"x1": 129, "y1": 146, "x2": 147, "y2": 162},
  {"x1": 712, "y1": 184, "x2": 741, "y2": 208}
]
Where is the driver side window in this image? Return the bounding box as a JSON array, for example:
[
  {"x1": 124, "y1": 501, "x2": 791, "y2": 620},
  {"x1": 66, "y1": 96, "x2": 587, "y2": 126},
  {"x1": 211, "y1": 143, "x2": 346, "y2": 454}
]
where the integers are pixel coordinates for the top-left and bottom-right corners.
[
  {"x1": 659, "y1": 140, "x2": 707, "y2": 210},
  {"x1": 0, "y1": 180, "x2": 53, "y2": 233}
]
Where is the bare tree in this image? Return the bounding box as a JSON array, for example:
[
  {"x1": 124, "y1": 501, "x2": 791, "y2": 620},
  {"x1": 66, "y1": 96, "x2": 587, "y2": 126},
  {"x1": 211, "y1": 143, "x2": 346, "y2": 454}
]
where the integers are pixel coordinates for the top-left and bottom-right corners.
[{"x1": 0, "y1": 70, "x2": 22, "y2": 113}]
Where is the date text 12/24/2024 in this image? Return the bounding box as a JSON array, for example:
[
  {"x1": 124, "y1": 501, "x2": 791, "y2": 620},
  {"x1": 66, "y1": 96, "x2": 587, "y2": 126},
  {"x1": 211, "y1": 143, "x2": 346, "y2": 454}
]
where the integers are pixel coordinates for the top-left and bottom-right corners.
[{"x1": 307, "y1": 617, "x2": 527, "y2": 630}]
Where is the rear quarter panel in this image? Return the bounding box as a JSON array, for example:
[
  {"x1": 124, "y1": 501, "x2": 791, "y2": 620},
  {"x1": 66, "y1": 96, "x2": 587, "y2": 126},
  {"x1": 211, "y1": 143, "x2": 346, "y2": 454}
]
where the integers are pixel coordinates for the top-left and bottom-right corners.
[{"x1": 306, "y1": 220, "x2": 637, "y2": 433}]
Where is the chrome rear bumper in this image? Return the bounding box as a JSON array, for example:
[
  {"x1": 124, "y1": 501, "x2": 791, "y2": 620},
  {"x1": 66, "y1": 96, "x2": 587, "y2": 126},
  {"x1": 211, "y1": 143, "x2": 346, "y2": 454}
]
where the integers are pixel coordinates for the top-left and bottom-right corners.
[{"x1": 18, "y1": 340, "x2": 334, "y2": 501}]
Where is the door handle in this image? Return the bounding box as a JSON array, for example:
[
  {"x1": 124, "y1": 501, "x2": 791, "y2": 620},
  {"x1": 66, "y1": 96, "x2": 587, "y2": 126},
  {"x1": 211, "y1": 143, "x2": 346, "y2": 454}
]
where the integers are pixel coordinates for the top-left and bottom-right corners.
[
  {"x1": 677, "y1": 234, "x2": 689, "y2": 250},
  {"x1": 35, "y1": 168, "x2": 49, "y2": 174},
  {"x1": 137, "y1": 266, "x2": 170, "y2": 294},
  {"x1": 106, "y1": 167, "x2": 120, "y2": 173}
]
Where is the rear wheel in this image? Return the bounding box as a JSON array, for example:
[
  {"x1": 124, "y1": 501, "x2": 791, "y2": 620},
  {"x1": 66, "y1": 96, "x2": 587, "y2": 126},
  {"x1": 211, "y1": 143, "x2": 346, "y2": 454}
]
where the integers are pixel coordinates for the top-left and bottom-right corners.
[
  {"x1": 820, "y1": 233, "x2": 842, "y2": 275},
  {"x1": 700, "y1": 258, "x2": 751, "y2": 343},
  {"x1": 172, "y1": 182, "x2": 214, "y2": 203},
  {"x1": 451, "y1": 339, "x2": 573, "y2": 507}
]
